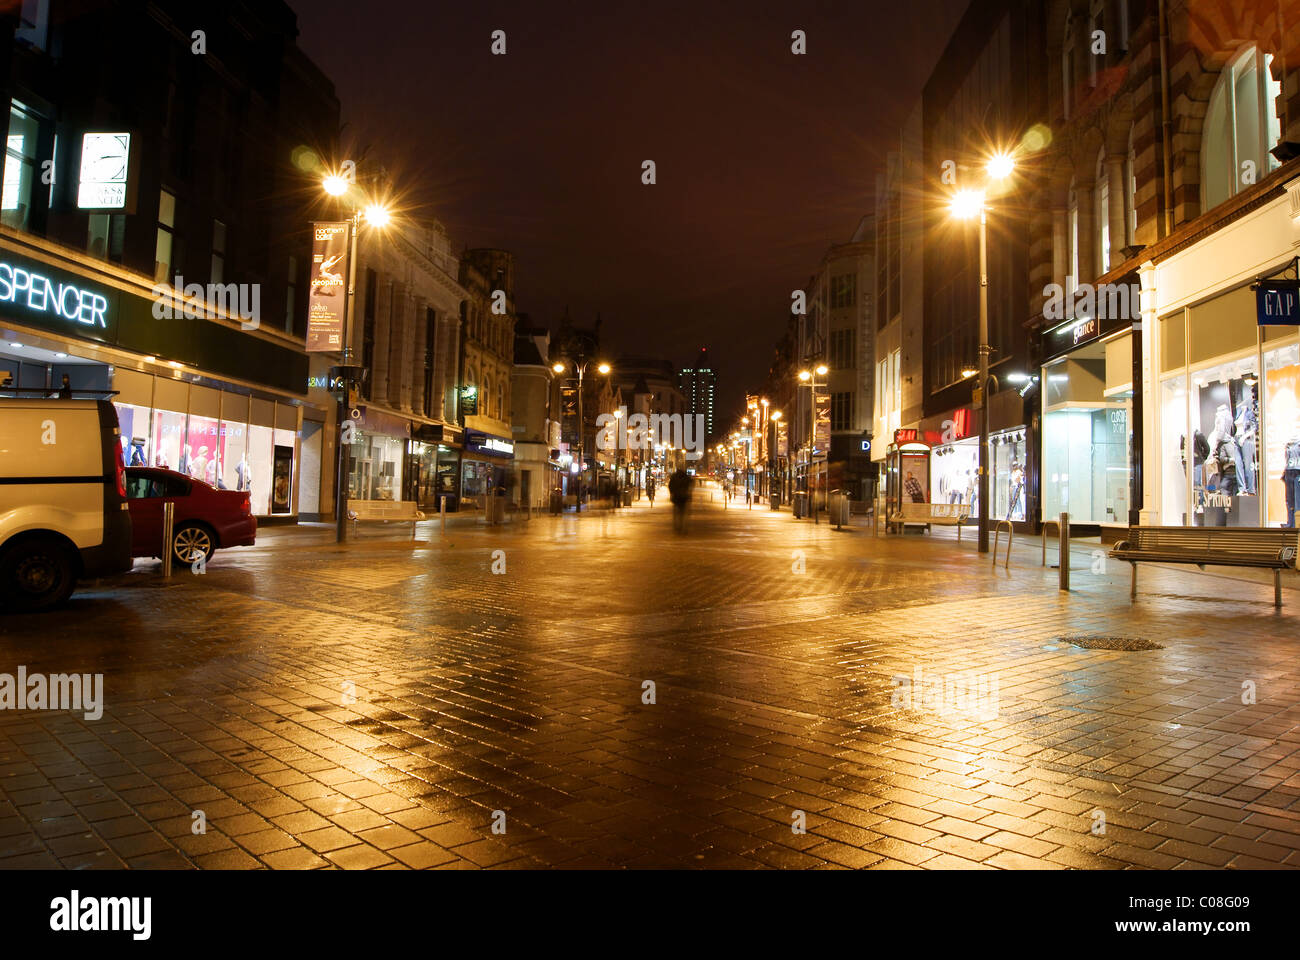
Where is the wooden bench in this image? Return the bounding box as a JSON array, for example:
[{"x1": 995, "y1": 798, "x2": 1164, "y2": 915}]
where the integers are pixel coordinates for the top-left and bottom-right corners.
[
  {"x1": 346, "y1": 499, "x2": 426, "y2": 538},
  {"x1": 888, "y1": 502, "x2": 971, "y2": 539},
  {"x1": 1109, "y1": 526, "x2": 1298, "y2": 608}
]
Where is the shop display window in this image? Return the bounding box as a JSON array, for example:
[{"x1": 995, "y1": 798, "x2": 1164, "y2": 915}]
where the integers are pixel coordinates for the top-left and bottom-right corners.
[
  {"x1": 114, "y1": 402, "x2": 152, "y2": 467},
  {"x1": 930, "y1": 438, "x2": 979, "y2": 510},
  {"x1": 152, "y1": 410, "x2": 186, "y2": 470},
  {"x1": 348, "y1": 432, "x2": 404, "y2": 501},
  {"x1": 184, "y1": 415, "x2": 221, "y2": 486},
  {"x1": 1264, "y1": 340, "x2": 1300, "y2": 527},
  {"x1": 1189, "y1": 356, "x2": 1260, "y2": 526},
  {"x1": 221, "y1": 421, "x2": 249, "y2": 492},
  {"x1": 1160, "y1": 373, "x2": 1190, "y2": 524},
  {"x1": 1042, "y1": 351, "x2": 1129, "y2": 524},
  {"x1": 248, "y1": 424, "x2": 274, "y2": 516},
  {"x1": 990, "y1": 429, "x2": 1028, "y2": 522}
]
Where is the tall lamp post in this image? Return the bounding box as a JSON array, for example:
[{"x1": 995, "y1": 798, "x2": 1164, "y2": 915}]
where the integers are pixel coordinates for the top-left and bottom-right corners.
[
  {"x1": 798, "y1": 364, "x2": 828, "y2": 522},
  {"x1": 552, "y1": 357, "x2": 609, "y2": 511},
  {"x1": 322, "y1": 173, "x2": 392, "y2": 543},
  {"x1": 949, "y1": 150, "x2": 1016, "y2": 554}
]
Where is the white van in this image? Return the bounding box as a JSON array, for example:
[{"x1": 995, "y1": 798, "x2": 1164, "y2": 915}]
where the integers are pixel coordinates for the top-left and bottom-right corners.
[{"x1": 0, "y1": 396, "x2": 134, "y2": 611}]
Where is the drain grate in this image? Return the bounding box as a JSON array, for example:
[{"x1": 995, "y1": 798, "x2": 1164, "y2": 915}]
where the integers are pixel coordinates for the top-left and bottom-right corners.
[{"x1": 1059, "y1": 635, "x2": 1164, "y2": 651}]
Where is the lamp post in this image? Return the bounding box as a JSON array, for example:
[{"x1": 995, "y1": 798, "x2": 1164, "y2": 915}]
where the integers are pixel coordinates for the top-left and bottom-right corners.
[
  {"x1": 798, "y1": 364, "x2": 828, "y2": 522},
  {"x1": 949, "y1": 150, "x2": 1015, "y2": 554},
  {"x1": 322, "y1": 174, "x2": 391, "y2": 543},
  {"x1": 553, "y1": 357, "x2": 609, "y2": 511}
]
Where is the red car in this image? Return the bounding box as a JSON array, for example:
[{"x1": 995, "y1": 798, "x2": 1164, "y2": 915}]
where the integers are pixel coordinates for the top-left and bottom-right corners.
[{"x1": 124, "y1": 467, "x2": 257, "y2": 566}]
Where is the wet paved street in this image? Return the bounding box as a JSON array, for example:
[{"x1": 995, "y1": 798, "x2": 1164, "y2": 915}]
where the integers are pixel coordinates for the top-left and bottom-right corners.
[{"x1": 2, "y1": 492, "x2": 1299, "y2": 870}]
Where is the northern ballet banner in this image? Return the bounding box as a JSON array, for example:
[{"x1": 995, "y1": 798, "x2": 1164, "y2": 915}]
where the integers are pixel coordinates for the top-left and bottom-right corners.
[{"x1": 306, "y1": 221, "x2": 350, "y2": 353}]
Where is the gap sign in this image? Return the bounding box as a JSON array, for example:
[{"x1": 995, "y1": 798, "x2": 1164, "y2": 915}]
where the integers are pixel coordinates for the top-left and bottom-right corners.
[{"x1": 1255, "y1": 280, "x2": 1300, "y2": 325}]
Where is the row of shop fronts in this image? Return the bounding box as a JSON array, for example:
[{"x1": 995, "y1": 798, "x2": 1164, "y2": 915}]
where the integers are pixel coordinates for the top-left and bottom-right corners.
[
  {"x1": 884, "y1": 175, "x2": 1300, "y2": 535},
  {"x1": 0, "y1": 230, "x2": 522, "y2": 523}
]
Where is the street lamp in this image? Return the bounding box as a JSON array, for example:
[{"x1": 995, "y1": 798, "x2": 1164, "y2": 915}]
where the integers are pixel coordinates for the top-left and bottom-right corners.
[
  {"x1": 949, "y1": 150, "x2": 1015, "y2": 554},
  {"x1": 797, "y1": 364, "x2": 829, "y2": 522},
  {"x1": 322, "y1": 172, "x2": 393, "y2": 543},
  {"x1": 552, "y1": 356, "x2": 610, "y2": 512}
]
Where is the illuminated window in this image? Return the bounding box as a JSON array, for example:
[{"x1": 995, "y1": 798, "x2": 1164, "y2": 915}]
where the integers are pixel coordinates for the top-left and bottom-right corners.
[{"x1": 1201, "y1": 45, "x2": 1282, "y2": 211}]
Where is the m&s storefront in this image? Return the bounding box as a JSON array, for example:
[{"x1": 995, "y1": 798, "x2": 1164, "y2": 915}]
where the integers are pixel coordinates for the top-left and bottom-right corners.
[{"x1": 0, "y1": 231, "x2": 317, "y2": 519}]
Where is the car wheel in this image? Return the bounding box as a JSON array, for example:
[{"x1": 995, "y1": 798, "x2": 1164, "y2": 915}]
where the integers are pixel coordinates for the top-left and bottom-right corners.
[
  {"x1": 0, "y1": 537, "x2": 78, "y2": 612},
  {"x1": 172, "y1": 524, "x2": 215, "y2": 568}
]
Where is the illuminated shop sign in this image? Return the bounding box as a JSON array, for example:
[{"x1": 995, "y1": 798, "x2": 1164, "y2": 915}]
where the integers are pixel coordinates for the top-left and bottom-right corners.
[
  {"x1": 465, "y1": 430, "x2": 513, "y2": 457},
  {"x1": 77, "y1": 133, "x2": 131, "y2": 209},
  {"x1": 0, "y1": 260, "x2": 109, "y2": 328}
]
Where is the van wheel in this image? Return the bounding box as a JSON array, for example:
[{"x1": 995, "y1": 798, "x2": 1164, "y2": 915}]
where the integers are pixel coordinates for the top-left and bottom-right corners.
[
  {"x1": 0, "y1": 537, "x2": 78, "y2": 612},
  {"x1": 172, "y1": 524, "x2": 215, "y2": 567}
]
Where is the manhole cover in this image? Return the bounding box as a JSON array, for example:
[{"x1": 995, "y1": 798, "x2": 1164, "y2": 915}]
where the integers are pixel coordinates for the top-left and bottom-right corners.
[{"x1": 1058, "y1": 635, "x2": 1164, "y2": 651}]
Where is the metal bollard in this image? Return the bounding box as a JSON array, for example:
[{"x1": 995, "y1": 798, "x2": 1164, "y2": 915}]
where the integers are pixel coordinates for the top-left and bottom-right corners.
[
  {"x1": 1059, "y1": 512, "x2": 1070, "y2": 591},
  {"x1": 440, "y1": 496, "x2": 447, "y2": 537},
  {"x1": 161, "y1": 501, "x2": 175, "y2": 578}
]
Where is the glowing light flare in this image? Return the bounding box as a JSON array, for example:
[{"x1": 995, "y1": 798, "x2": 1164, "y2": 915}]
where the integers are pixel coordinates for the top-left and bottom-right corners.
[{"x1": 950, "y1": 189, "x2": 986, "y2": 220}]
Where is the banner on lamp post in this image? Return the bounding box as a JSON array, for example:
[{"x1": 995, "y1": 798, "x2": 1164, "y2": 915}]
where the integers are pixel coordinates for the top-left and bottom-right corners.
[
  {"x1": 814, "y1": 392, "x2": 830, "y2": 454},
  {"x1": 306, "y1": 221, "x2": 350, "y2": 352}
]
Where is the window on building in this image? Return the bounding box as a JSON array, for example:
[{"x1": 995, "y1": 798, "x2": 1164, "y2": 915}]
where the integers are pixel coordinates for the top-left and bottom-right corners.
[
  {"x1": 285, "y1": 255, "x2": 298, "y2": 333},
  {"x1": 498, "y1": 382, "x2": 506, "y2": 422},
  {"x1": 1125, "y1": 125, "x2": 1138, "y2": 246},
  {"x1": 830, "y1": 329, "x2": 855, "y2": 370},
  {"x1": 1202, "y1": 45, "x2": 1282, "y2": 211},
  {"x1": 831, "y1": 392, "x2": 853, "y2": 431},
  {"x1": 16, "y1": 0, "x2": 50, "y2": 50},
  {"x1": 1088, "y1": 8, "x2": 1102, "y2": 87},
  {"x1": 483, "y1": 374, "x2": 492, "y2": 417},
  {"x1": 362, "y1": 268, "x2": 378, "y2": 399},
  {"x1": 424, "y1": 308, "x2": 437, "y2": 418},
  {"x1": 1095, "y1": 149, "x2": 1110, "y2": 275},
  {"x1": 2, "y1": 100, "x2": 42, "y2": 230},
  {"x1": 87, "y1": 215, "x2": 124, "y2": 262},
  {"x1": 1067, "y1": 179, "x2": 1079, "y2": 294},
  {"x1": 1062, "y1": 16, "x2": 1076, "y2": 119},
  {"x1": 891, "y1": 349, "x2": 901, "y2": 431},
  {"x1": 155, "y1": 189, "x2": 177, "y2": 284},
  {"x1": 211, "y1": 220, "x2": 226, "y2": 284},
  {"x1": 830, "y1": 274, "x2": 856, "y2": 309}
]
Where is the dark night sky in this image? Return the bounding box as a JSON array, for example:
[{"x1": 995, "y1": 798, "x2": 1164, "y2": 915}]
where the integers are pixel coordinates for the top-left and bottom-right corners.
[{"x1": 295, "y1": 0, "x2": 969, "y2": 420}]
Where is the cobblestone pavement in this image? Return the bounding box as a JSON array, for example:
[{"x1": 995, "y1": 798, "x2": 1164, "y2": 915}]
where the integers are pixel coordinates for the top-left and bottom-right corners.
[{"x1": 2, "y1": 492, "x2": 1299, "y2": 870}]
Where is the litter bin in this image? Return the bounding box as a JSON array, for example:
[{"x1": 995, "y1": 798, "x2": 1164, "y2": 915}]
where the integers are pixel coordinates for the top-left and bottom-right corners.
[
  {"x1": 550, "y1": 490, "x2": 563, "y2": 515},
  {"x1": 793, "y1": 491, "x2": 808, "y2": 519},
  {"x1": 770, "y1": 493, "x2": 779, "y2": 510},
  {"x1": 623, "y1": 490, "x2": 632, "y2": 506},
  {"x1": 828, "y1": 491, "x2": 850, "y2": 528}
]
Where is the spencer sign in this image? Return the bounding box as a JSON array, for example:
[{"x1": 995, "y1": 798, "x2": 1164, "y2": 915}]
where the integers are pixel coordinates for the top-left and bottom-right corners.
[{"x1": 0, "y1": 260, "x2": 110, "y2": 328}]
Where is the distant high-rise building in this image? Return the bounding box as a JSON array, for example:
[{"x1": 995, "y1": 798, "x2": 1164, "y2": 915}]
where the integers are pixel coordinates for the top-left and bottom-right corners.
[{"x1": 678, "y1": 348, "x2": 717, "y2": 441}]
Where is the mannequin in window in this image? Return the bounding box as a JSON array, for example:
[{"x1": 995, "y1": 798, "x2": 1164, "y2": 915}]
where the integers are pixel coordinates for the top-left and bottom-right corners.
[
  {"x1": 129, "y1": 439, "x2": 146, "y2": 467},
  {"x1": 1206, "y1": 404, "x2": 1244, "y2": 495},
  {"x1": 1283, "y1": 423, "x2": 1300, "y2": 528},
  {"x1": 1007, "y1": 461, "x2": 1025, "y2": 521},
  {"x1": 1234, "y1": 384, "x2": 1258, "y2": 495},
  {"x1": 236, "y1": 454, "x2": 251, "y2": 492},
  {"x1": 192, "y1": 445, "x2": 210, "y2": 482},
  {"x1": 178, "y1": 443, "x2": 192, "y2": 477}
]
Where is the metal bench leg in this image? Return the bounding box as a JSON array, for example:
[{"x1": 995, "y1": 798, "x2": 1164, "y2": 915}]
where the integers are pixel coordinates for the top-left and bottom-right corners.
[{"x1": 1130, "y1": 562, "x2": 1137, "y2": 600}]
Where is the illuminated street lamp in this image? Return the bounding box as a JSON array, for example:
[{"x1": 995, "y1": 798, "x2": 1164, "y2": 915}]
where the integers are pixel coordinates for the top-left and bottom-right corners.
[
  {"x1": 798, "y1": 363, "x2": 828, "y2": 522},
  {"x1": 552, "y1": 356, "x2": 610, "y2": 512},
  {"x1": 321, "y1": 171, "x2": 393, "y2": 543},
  {"x1": 948, "y1": 148, "x2": 1016, "y2": 554}
]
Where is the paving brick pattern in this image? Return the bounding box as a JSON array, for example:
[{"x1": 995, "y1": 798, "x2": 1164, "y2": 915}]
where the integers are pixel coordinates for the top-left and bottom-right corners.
[{"x1": 1, "y1": 497, "x2": 1298, "y2": 869}]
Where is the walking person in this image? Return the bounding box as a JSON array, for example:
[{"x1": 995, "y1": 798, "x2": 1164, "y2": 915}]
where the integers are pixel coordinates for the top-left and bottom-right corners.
[
  {"x1": 668, "y1": 468, "x2": 691, "y2": 533},
  {"x1": 647, "y1": 476, "x2": 656, "y2": 506}
]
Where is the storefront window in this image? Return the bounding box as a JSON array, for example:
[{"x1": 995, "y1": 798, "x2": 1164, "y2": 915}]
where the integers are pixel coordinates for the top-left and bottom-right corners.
[
  {"x1": 152, "y1": 410, "x2": 186, "y2": 470},
  {"x1": 114, "y1": 402, "x2": 152, "y2": 467},
  {"x1": 348, "y1": 432, "x2": 404, "y2": 501},
  {"x1": 990, "y1": 429, "x2": 1028, "y2": 522},
  {"x1": 462, "y1": 459, "x2": 494, "y2": 503},
  {"x1": 221, "y1": 421, "x2": 249, "y2": 492},
  {"x1": 1160, "y1": 373, "x2": 1191, "y2": 524},
  {"x1": 185, "y1": 415, "x2": 221, "y2": 486},
  {"x1": 1042, "y1": 350, "x2": 1128, "y2": 524},
  {"x1": 1264, "y1": 340, "x2": 1300, "y2": 527},
  {"x1": 930, "y1": 438, "x2": 979, "y2": 510},
  {"x1": 1191, "y1": 356, "x2": 1260, "y2": 525},
  {"x1": 248, "y1": 424, "x2": 274, "y2": 515}
]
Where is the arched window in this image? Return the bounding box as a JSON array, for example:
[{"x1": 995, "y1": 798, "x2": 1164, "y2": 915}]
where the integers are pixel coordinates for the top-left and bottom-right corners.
[
  {"x1": 483, "y1": 374, "x2": 493, "y2": 417},
  {"x1": 1202, "y1": 45, "x2": 1283, "y2": 211},
  {"x1": 1067, "y1": 178, "x2": 1080, "y2": 294},
  {"x1": 498, "y1": 383, "x2": 506, "y2": 421},
  {"x1": 1096, "y1": 148, "x2": 1110, "y2": 275},
  {"x1": 1125, "y1": 125, "x2": 1138, "y2": 246},
  {"x1": 1062, "y1": 17, "x2": 1076, "y2": 119},
  {"x1": 465, "y1": 367, "x2": 477, "y2": 414}
]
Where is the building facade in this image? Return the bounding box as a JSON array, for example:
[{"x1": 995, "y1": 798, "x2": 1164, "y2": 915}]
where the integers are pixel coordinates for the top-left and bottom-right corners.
[
  {"x1": 678, "y1": 347, "x2": 717, "y2": 444},
  {"x1": 0, "y1": 0, "x2": 339, "y2": 520}
]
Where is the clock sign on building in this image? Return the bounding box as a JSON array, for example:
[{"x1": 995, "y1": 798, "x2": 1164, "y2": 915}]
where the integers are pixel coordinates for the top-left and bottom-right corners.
[{"x1": 77, "y1": 132, "x2": 131, "y2": 210}]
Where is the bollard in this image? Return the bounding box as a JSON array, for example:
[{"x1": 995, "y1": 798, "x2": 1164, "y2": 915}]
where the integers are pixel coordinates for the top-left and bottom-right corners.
[
  {"x1": 161, "y1": 501, "x2": 175, "y2": 578},
  {"x1": 1059, "y1": 512, "x2": 1070, "y2": 591},
  {"x1": 440, "y1": 496, "x2": 447, "y2": 537}
]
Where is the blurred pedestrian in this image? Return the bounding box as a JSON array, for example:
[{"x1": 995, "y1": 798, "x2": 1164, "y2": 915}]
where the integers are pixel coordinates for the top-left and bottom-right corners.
[
  {"x1": 668, "y1": 468, "x2": 690, "y2": 533},
  {"x1": 647, "y1": 476, "x2": 656, "y2": 505}
]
